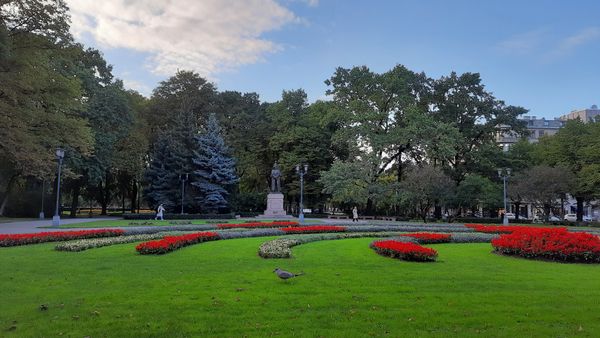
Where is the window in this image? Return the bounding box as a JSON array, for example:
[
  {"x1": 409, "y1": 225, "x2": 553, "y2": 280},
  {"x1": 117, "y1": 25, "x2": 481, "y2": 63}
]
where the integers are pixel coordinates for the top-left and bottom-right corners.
[{"x1": 538, "y1": 130, "x2": 545, "y2": 137}]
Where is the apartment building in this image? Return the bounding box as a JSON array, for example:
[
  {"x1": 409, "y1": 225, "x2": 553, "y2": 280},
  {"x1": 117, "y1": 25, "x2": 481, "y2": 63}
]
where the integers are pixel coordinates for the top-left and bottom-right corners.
[{"x1": 560, "y1": 105, "x2": 600, "y2": 123}]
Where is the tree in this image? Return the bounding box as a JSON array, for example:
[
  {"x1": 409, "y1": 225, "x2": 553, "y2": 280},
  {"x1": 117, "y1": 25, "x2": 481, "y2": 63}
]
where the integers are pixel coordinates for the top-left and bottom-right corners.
[
  {"x1": 191, "y1": 113, "x2": 239, "y2": 213},
  {"x1": 399, "y1": 165, "x2": 454, "y2": 222},
  {"x1": 453, "y1": 174, "x2": 501, "y2": 217},
  {"x1": 430, "y1": 72, "x2": 527, "y2": 185},
  {"x1": 510, "y1": 166, "x2": 575, "y2": 222},
  {"x1": 0, "y1": 2, "x2": 93, "y2": 215},
  {"x1": 535, "y1": 120, "x2": 593, "y2": 221}
]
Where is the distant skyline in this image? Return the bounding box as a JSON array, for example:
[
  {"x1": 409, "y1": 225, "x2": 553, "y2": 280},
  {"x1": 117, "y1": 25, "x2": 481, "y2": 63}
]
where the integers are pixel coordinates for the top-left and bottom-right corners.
[{"x1": 66, "y1": 0, "x2": 600, "y2": 119}]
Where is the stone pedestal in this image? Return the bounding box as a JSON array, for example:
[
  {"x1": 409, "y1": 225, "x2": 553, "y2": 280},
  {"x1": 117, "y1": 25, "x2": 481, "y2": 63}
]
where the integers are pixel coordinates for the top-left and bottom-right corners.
[{"x1": 260, "y1": 193, "x2": 290, "y2": 218}]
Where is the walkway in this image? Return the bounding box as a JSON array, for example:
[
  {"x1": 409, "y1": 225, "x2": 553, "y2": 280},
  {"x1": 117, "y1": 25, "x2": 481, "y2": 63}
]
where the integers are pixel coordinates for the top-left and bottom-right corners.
[{"x1": 0, "y1": 217, "x2": 119, "y2": 234}]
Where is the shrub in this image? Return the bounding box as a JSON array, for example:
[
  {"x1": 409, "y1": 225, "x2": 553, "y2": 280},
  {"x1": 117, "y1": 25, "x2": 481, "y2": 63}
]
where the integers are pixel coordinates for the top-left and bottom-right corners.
[
  {"x1": 136, "y1": 232, "x2": 219, "y2": 255},
  {"x1": 491, "y1": 228, "x2": 600, "y2": 263},
  {"x1": 56, "y1": 234, "x2": 165, "y2": 252},
  {"x1": 0, "y1": 229, "x2": 125, "y2": 247},
  {"x1": 217, "y1": 221, "x2": 298, "y2": 229},
  {"x1": 281, "y1": 225, "x2": 346, "y2": 234},
  {"x1": 400, "y1": 232, "x2": 451, "y2": 244},
  {"x1": 370, "y1": 240, "x2": 437, "y2": 262}
]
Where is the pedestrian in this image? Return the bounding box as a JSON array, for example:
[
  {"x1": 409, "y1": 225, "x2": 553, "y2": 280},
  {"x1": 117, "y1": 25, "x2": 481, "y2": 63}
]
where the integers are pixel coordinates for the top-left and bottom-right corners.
[
  {"x1": 352, "y1": 206, "x2": 359, "y2": 222},
  {"x1": 155, "y1": 203, "x2": 165, "y2": 220}
]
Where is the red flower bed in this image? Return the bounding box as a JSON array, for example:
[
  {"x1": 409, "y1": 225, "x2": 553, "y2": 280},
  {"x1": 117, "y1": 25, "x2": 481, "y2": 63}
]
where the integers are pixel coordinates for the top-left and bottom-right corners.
[
  {"x1": 217, "y1": 221, "x2": 299, "y2": 229},
  {"x1": 0, "y1": 229, "x2": 124, "y2": 247},
  {"x1": 281, "y1": 225, "x2": 346, "y2": 234},
  {"x1": 491, "y1": 228, "x2": 600, "y2": 263},
  {"x1": 370, "y1": 240, "x2": 437, "y2": 262},
  {"x1": 400, "y1": 232, "x2": 451, "y2": 244},
  {"x1": 465, "y1": 223, "x2": 542, "y2": 234},
  {"x1": 136, "y1": 231, "x2": 219, "y2": 255}
]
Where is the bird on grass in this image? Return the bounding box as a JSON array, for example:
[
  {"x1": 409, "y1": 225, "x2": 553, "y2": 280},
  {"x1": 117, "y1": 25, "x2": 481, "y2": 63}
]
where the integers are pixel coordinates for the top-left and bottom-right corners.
[{"x1": 273, "y1": 268, "x2": 304, "y2": 281}]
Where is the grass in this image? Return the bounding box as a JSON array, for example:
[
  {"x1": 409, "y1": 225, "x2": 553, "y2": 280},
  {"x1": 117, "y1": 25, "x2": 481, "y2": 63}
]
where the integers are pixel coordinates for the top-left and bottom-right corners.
[
  {"x1": 1, "y1": 238, "x2": 600, "y2": 337},
  {"x1": 0, "y1": 217, "x2": 38, "y2": 224}
]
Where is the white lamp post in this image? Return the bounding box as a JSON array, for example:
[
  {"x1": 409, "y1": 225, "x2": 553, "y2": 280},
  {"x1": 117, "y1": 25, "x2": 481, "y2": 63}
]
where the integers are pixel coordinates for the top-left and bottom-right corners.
[
  {"x1": 295, "y1": 164, "x2": 308, "y2": 224},
  {"x1": 497, "y1": 168, "x2": 512, "y2": 226}
]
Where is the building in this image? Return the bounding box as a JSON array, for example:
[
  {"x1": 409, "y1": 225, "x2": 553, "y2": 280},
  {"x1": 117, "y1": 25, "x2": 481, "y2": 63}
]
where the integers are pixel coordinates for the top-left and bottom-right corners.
[
  {"x1": 496, "y1": 116, "x2": 565, "y2": 151},
  {"x1": 560, "y1": 105, "x2": 600, "y2": 123}
]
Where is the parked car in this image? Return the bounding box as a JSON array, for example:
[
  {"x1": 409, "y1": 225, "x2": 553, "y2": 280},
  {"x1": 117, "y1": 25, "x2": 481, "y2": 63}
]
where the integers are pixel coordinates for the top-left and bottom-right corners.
[
  {"x1": 564, "y1": 214, "x2": 577, "y2": 222},
  {"x1": 583, "y1": 215, "x2": 593, "y2": 222},
  {"x1": 505, "y1": 212, "x2": 516, "y2": 220},
  {"x1": 548, "y1": 215, "x2": 561, "y2": 222},
  {"x1": 533, "y1": 215, "x2": 560, "y2": 223}
]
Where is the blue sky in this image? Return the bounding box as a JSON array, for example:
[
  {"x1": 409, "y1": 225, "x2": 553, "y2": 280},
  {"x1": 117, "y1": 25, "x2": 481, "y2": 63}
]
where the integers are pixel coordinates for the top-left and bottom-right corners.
[{"x1": 69, "y1": 0, "x2": 600, "y2": 119}]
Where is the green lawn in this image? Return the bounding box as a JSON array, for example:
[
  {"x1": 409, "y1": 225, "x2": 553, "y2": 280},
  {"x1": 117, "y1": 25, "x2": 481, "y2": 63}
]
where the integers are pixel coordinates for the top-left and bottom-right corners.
[{"x1": 1, "y1": 238, "x2": 599, "y2": 337}]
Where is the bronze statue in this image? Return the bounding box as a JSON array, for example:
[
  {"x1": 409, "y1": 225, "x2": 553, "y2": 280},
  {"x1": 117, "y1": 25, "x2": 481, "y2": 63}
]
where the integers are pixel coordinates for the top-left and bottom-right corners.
[{"x1": 270, "y1": 162, "x2": 282, "y2": 193}]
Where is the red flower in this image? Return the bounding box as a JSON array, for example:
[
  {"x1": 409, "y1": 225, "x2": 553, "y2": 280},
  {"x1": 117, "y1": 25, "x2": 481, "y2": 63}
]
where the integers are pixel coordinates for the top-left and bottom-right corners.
[
  {"x1": 136, "y1": 231, "x2": 219, "y2": 255},
  {"x1": 370, "y1": 240, "x2": 437, "y2": 262},
  {"x1": 280, "y1": 226, "x2": 346, "y2": 234},
  {"x1": 491, "y1": 227, "x2": 600, "y2": 263},
  {"x1": 466, "y1": 224, "x2": 542, "y2": 234},
  {"x1": 0, "y1": 229, "x2": 124, "y2": 247}
]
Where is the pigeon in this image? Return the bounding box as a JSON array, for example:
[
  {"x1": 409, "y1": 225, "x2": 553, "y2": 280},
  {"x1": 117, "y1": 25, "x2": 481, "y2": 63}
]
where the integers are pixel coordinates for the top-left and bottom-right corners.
[{"x1": 273, "y1": 268, "x2": 304, "y2": 280}]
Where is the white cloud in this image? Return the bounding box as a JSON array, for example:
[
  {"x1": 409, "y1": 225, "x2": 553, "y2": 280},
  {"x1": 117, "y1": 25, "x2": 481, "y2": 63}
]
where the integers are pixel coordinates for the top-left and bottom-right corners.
[
  {"x1": 497, "y1": 27, "x2": 600, "y2": 62},
  {"x1": 549, "y1": 27, "x2": 600, "y2": 58},
  {"x1": 66, "y1": 0, "x2": 301, "y2": 77},
  {"x1": 496, "y1": 28, "x2": 547, "y2": 55}
]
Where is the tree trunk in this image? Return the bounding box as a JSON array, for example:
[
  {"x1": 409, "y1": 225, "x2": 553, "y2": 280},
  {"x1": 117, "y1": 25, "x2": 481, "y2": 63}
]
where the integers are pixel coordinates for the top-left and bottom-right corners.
[
  {"x1": 0, "y1": 174, "x2": 17, "y2": 216},
  {"x1": 70, "y1": 180, "x2": 81, "y2": 218},
  {"x1": 434, "y1": 203, "x2": 442, "y2": 220},
  {"x1": 130, "y1": 179, "x2": 138, "y2": 213},
  {"x1": 514, "y1": 202, "x2": 521, "y2": 220},
  {"x1": 576, "y1": 197, "x2": 584, "y2": 222},
  {"x1": 366, "y1": 198, "x2": 374, "y2": 216}
]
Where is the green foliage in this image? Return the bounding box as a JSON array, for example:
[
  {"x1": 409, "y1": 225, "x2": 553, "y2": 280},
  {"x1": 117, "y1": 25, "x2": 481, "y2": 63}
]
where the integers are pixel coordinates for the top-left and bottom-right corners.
[
  {"x1": 453, "y1": 174, "x2": 501, "y2": 212},
  {"x1": 191, "y1": 113, "x2": 239, "y2": 213},
  {"x1": 399, "y1": 165, "x2": 454, "y2": 221}
]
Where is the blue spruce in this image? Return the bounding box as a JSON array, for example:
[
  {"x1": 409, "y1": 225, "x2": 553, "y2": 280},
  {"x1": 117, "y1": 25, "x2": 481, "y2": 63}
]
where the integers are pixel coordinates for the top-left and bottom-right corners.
[{"x1": 191, "y1": 113, "x2": 239, "y2": 213}]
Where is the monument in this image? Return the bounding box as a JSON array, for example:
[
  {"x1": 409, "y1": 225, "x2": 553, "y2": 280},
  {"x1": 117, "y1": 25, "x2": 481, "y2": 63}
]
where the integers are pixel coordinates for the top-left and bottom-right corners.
[{"x1": 261, "y1": 162, "x2": 289, "y2": 218}]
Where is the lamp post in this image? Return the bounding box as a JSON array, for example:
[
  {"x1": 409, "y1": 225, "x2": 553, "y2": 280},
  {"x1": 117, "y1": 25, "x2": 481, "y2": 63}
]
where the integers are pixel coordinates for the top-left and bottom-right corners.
[
  {"x1": 497, "y1": 168, "x2": 512, "y2": 226},
  {"x1": 39, "y1": 179, "x2": 45, "y2": 219},
  {"x1": 295, "y1": 164, "x2": 308, "y2": 224},
  {"x1": 52, "y1": 148, "x2": 65, "y2": 226},
  {"x1": 179, "y1": 173, "x2": 189, "y2": 215}
]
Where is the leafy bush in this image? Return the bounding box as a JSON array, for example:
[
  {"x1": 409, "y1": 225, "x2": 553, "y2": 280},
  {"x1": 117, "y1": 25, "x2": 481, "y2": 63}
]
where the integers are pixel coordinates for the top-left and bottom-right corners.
[
  {"x1": 370, "y1": 240, "x2": 438, "y2": 262},
  {"x1": 0, "y1": 229, "x2": 124, "y2": 247},
  {"x1": 492, "y1": 228, "x2": 600, "y2": 263},
  {"x1": 136, "y1": 232, "x2": 219, "y2": 255}
]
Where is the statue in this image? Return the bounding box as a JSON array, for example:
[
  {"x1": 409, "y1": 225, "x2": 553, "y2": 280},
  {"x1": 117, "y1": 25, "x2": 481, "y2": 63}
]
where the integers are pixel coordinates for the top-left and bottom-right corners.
[{"x1": 270, "y1": 162, "x2": 282, "y2": 193}]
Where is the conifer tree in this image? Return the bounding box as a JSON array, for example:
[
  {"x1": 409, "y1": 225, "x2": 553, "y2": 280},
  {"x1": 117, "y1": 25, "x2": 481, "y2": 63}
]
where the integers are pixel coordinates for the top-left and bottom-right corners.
[{"x1": 191, "y1": 113, "x2": 239, "y2": 213}]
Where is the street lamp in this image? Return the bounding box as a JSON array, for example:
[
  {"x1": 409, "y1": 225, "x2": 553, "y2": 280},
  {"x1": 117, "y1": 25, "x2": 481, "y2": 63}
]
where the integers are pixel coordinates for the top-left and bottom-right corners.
[
  {"x1": 497, "y1": 168, "x2": 512, "y2": 226},
  {"x1": 295, "y1": 164, "x2": 308, "y2": 224},
  {"x1": 39, "y1": 179, "x2": 45, "y2": 219},
  {"x1": 179, "y1": 173, "x2": 189, "y2": 215},
  {"x1": 52, "y1": 148, "x2": 65, "y2": 226}
]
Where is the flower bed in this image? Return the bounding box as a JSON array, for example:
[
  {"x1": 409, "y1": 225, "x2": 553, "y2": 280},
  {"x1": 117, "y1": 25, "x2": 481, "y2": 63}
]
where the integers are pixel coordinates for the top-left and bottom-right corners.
[
  {"x1": 56, "y1": 233, "x2": 165, "y2": 252},
  {"x1": 281, "y1": 225, "x2": 346, "y2": 234},
  {"x1": 136, "y1": 231, "x2": 219, "y2": 255},
  {"x1": 0, "y1": 229, "x2": 125, "y2": 247},
  {"x1": 370, "y1": 240, "x2": 438, "y2": 262},
  {"x1": 216, "y1": 221, "x2": 298, "y2": 229},
  {"x1": 465, "y1": 224, "x2": 542, "y2": 234},
  {"x1": 491, "y1": 227, "x2": 600, "y2": 263},
  {"x1": 400, "y1": 232, "x2": 451, "y2": 244}
]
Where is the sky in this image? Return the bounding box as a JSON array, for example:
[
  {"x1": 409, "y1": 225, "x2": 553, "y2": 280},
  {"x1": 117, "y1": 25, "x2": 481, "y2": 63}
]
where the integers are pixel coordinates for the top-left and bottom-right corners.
[{"x1": 66, "y1": 0, "x2": 600, "y2": 119}]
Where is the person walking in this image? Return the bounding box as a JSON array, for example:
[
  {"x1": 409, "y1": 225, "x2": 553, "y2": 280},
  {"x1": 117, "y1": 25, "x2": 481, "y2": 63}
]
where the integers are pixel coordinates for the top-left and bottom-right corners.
[
  {"x1": 352, "y1": 206, "x2": 359, "y2": 222},
  {"x1": 155, "y1": 204, "x2": 165, "y2": 220}
]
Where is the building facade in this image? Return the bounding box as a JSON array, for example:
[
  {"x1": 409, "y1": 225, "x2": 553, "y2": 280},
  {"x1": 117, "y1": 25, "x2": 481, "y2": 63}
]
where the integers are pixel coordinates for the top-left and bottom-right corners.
[{"x1": 560, "y1": 105, "x2": 600, "y2": 123}]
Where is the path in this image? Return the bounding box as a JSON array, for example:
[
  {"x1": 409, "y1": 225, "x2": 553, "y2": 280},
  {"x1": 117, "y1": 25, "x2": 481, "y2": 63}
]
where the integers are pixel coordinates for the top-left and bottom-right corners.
[{"x1": 0, "y1": 217, "x2": 119, "y2": 234}]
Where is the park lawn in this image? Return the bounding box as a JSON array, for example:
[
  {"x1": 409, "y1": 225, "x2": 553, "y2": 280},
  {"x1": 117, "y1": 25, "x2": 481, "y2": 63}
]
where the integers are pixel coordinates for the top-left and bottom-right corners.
[
  {"x1": 45, "y1": 218, "x2": 314, "y2": 228},
  {"x1": 1, "y1": 239, "x2": 600, "y2": 337}
]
